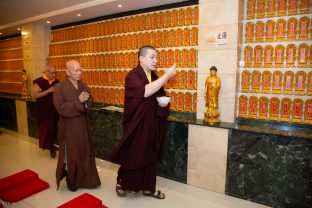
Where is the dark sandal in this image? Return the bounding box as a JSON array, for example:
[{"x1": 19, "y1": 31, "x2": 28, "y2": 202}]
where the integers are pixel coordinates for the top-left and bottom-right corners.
[
  {"x1": 116, "y1": 184, "x2": 126, "y2": 197},
  {"x1": 143, "y1": 190, "x2": 165, "y2": 199}
]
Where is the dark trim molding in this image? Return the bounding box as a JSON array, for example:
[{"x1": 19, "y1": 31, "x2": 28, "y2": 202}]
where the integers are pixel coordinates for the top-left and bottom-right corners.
[
  {"x1": 0, "y1": 34, "x2": 21, "y2": 40},
  {"x1": 52, "y1": 0, "x2": 198, "y2": 30}
]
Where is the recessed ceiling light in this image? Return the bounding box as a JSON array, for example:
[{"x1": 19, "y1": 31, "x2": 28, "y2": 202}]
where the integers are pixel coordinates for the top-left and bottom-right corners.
[
  {"x1": 17, "y1": 28, "x2": 21, "y2": 31},
  {"x1": 46, "y1": 21, "x2": 51, "y2": 24},
  {"x1": 118, "y1": 4, "x2": 122, "y2": 8},
  {"x1": 77, "y1": 13, "x2": 81, "y2": 17}
]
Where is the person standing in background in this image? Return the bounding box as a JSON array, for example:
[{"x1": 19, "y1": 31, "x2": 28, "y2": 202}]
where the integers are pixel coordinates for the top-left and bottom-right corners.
[
  {"x1": 33, "y1": 65, "x2": 59, "y2": 158},
  {"x1": 53, "y1": 60, "x2": 101, "y2": 192}
]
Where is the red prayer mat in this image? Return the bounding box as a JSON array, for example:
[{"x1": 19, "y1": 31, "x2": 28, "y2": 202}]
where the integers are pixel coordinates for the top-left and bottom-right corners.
[
  {"x1": 58, "y1": 193, "x2": 106, "y2": 208},
  {"x1": 0, "y1": 178, "x2": 49, "y2": 203},
  {"x1": 0, "y1": 169, "x2": 38, "y2": 192}
]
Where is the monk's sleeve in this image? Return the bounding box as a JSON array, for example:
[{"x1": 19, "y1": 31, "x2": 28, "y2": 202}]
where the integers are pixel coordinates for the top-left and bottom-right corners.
[
  {"x1": 156, "y1": 104, "x2": 170, "y2": 118},
  {"x1": 123, "y1": 71, "x2": 146, "y2": 120},
  {"x1": 53, "y1": 85, "x2": 86, "y2": 118},
  {"x1": 125, "y1": 72, "x2": 145, "y2": 98}
]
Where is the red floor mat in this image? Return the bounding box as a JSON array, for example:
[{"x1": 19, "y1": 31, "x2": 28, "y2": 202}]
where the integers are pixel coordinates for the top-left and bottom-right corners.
[
  {"x1": 57, "y1": 193, "x2": 103, "y2": 208},
  {"x1": 0, "y1": 178, "x2": 49, "y2": 203},
  {"x1": 0, "y1": 169, "x2": 38, "y2": 192}
]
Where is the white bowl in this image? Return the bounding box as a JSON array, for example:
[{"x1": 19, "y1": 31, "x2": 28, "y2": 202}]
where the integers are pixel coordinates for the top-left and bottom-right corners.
[{"x1": 156, "y1": 96, "x2": 170, "y2": 105}]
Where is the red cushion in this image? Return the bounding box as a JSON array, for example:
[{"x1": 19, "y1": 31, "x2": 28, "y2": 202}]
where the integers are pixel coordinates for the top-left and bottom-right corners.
[
  {"x1": 0, "y1": 169, "x2": 38, "y2": 192},
  {"x1": 58, "y1": 193, "x2": 103, "y2": 208},
  {"x1": 0, "y1": 178, "x2": 49, "y2": 203}
]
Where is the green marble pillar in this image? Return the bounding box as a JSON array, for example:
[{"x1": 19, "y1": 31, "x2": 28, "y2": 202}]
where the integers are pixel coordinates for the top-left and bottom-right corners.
[
  {"x1": 26, "y1": 101, "x2": 38, "y2": 139},
  {"x1": 0, "y1": 97, "x2": 17, "y2": 131}
]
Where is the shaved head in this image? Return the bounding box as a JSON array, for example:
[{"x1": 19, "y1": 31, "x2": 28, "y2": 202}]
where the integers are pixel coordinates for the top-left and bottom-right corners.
[
  {"x1": 66, "y1": 60, "x2": 82, "y2": 81},
  {"x1": 45, "y1": 65, "x2": 56, "y2": 73},
  {"x1": 138, "y1": 45, "x2": 156, "y2": 59},
  {"x1": 44, "y1": 65, "x2": 56, "y2": 80},
  {"x1": 66, "y1": 60, "x2": 80, "y2": 70}
]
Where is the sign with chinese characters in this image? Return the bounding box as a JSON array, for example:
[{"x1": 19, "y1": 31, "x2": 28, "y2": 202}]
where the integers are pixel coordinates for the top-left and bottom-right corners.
[
  {"x1": 269, "y1": 97, "x2": 280, "y2": 121},
  {"x1": 241, "y1": 70, "x2": 251, "y2": 92},
  {"x1": 216, "y1": 31, "x2": 228, "y2": 45},
  {"x1": 206, "y1": 31, "x2": 228, "y2": 46},
  {"x1": 259, "y1": 96, "x2": 269, "y2": 120},
  {"x1": 304, "y1": 99, "x2": 312, "y2": 124},
  {"x1": 280, "y1": 98, "x2": 291, "y2": 122},
  {"x1": 239, "y1": 95, "x2": 248, "y2": 118},
  {"x1": 272, "y1": 70, "x2": 283, "y2": 94},
  {"x1": 292, "y1": 98, "x2": 303, "y2": 123},
  {"x1": 249, "y1": 96, "x2": 258, "y2": 119},
  {"x1": 251, "y1": 70, "x2": 261, "y2": 93}
]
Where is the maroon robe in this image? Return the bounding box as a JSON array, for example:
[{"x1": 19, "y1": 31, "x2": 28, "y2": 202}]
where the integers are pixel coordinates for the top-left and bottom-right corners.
[
  {"x1": 33, "y1": 77, "x2": 59, "y2": 150},
  {"x1": 53, "y1": 78, "x2": 101, "y2": 189},
  {"x1": 110, "y1": 64, "x2": 169, "y2": 192}
]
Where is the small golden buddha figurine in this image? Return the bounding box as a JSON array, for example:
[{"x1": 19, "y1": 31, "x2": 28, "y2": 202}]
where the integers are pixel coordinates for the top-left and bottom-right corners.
[
  {"x1": 21, "y1": 69, "x2": 30, "y2": 99},
  {"x1": 204, "y1": 66, "x2": 221, "y2": 124}
]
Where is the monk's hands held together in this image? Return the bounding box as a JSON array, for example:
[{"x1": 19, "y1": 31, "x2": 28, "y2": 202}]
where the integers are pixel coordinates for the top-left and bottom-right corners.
[
  {"x1": 47, "y1": 86, "x2": 55, "y2": 93},
  {"x1": 79, "y1": 91, "x2": 90, "y2": 103}
]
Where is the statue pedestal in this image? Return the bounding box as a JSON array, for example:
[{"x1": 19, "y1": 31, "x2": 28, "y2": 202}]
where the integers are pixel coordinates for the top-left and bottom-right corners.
[{"x1": 204, "y1": 108, "x2": 220, "y2": 124}]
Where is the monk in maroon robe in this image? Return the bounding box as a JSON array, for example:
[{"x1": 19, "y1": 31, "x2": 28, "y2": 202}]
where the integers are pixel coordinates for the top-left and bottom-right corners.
[
  {"x1": 53, "y1": 60, "x2": 101, "y2": 192},
  {"x1": 33, "y1": 66, "x2": 59, "y2": 158},
  {"x1": 110, "y1": 45, "x2": 176, "y2": 199}
]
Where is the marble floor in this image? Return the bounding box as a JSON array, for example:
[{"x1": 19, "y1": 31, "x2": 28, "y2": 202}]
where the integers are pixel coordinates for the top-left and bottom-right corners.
[{"x1": 0, "y1": 128, "x2": 270, "y2": 208}]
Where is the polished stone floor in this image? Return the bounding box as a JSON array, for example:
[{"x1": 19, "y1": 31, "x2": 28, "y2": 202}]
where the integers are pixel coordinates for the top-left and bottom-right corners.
[{"x1": 0, "y1": 128, "x2": 270, "y2": 208}]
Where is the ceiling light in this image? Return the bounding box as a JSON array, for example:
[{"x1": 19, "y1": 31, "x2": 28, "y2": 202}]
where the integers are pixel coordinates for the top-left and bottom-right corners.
[
  {"x1": 46, "y1": 21, "x2": 51, "y2": 24},
  {"x1": 0, "y1": 32, "x2": 2, "y2": 35},
  {"x1": 17, "y1": 28, "x2": 21, "y2": 31},
  {"x1": 21, "y1": 31, "x2": 28, "y2": 36},
  {"x1": 77, "y1": 13, "x2": 81, "y2": 17},
  {"x1": 118, "y1": 4, "x2": 122, "y2": 8}
]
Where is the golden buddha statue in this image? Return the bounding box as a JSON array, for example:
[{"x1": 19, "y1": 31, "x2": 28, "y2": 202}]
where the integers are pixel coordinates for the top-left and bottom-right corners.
[
  {"x1": 21, "y1": 69, "x2": 30, "y2": 99},
  {"x1": 204, "y1": 66, "x2": 221, "y2": 124}
]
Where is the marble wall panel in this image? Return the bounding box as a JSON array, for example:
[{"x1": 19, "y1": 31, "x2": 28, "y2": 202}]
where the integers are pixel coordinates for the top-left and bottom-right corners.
[
  {"x1": 26, "y1": 101, "x2": 38, "y2": 139},
  {"x1": 15, "y1": 100, "x2": 29, "y2": 135},
  {"x1": 89, "y1": 109, "x2": 188, "y2": 183},
  {"x1": 158, "y1": 121, "x2": 188, "y2": 183},
  {"x1": 188, "y1": 124, "x2": 228, "y2": 193},
  {"x1": 226, "y1": 129, "x2": 312, "y2": 208},
  {"x1": 199, "y1": 0, "x2": 240, "y2": 26},
  {"x1": 0, "y1": 97, "x2": 17, "y2": 131}
]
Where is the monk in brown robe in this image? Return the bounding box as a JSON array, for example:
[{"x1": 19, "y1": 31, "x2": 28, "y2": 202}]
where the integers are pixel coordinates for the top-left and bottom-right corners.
[
  {"x1": 53, "y1": 60, "x2": 101, "y2": 192},
  {"x1": 33, "y1": 66, "x2": 59, "y2": 158},
  {"x1": 110, "y1": 45, "x2": 176, "y2": 199}
]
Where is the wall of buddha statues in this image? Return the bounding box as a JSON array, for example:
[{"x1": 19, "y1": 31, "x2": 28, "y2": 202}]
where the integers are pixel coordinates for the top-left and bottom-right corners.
[
  {"x1": 238, "y1": 0, "x2": 311, "y2": 124},
  {"x1": 0, "y1": 37, "x2": 25, "y2": 94},
  {"x1": 48, "y1": 5, "x2": 199, "y2": 113}
]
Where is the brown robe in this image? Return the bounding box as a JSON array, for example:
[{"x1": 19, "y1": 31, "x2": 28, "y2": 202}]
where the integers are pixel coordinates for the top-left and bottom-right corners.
[
  {"x1": 53, "y1": 78, "x2": 101, "y2": 189},
  {"x1": 110, "y1": 64, "x2": 169, "y2": 192},
  {"x1": 33, "y1": 77, "x2": 59, "y2": 150}
]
